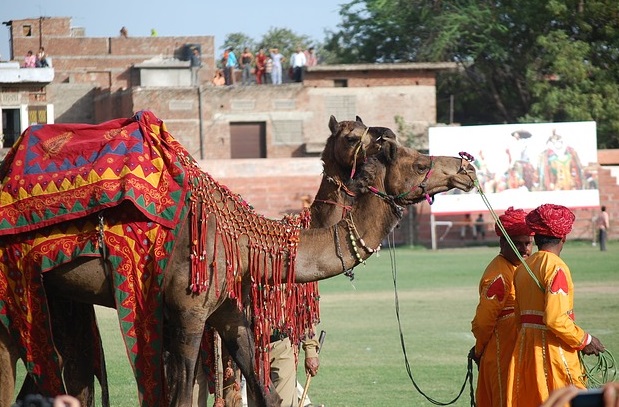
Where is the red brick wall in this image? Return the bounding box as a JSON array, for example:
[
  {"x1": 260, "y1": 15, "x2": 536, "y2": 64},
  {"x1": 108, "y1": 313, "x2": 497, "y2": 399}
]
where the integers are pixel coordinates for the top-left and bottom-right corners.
[
  {"x1": 304, "y1": 69, "x2": 436, "y2": 88},
  {"x1": 10, "y1": 17, "x2": 215, "y2": 90}
]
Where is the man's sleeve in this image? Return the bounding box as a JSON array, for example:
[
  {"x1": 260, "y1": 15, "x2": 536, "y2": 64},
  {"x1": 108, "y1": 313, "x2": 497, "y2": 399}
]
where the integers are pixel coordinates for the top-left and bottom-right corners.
[{"x1": 302, "y1": 338, "x2": 320, "y2": 358}]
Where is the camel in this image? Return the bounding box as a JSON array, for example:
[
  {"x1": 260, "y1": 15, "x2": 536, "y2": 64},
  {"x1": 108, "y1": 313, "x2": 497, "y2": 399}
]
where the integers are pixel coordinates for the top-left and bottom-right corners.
[
  {"x1": 0, "y1": 112, "x2": 477, "y2": 407},
  {"x1": 0, "y1": 115, "x2": 398, "y2": 407}
]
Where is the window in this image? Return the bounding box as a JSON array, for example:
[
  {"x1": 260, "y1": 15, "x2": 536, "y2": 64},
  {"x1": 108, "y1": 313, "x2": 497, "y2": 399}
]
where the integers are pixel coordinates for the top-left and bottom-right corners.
[
  {"x1": 334, "y1": 79, "x2": 348, "y2": 87},
  {"x1": 28, "y1": 106, "x2": 47, "y2": 125},
  {"x1": 230, "y1": 122, "x2": 266, "y2": 158},
  {"x1": 22, "y1": 25, "x2": 32, "y2": 36}
]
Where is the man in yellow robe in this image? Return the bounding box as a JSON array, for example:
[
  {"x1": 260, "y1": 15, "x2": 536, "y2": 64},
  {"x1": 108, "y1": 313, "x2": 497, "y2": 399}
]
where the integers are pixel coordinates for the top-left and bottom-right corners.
[
  {"x1": 471, "y1": 207, "x2": 534, "y2": 407},
  {"x1": 506, "y1": 204, "x2": 605, "y2": 407}
]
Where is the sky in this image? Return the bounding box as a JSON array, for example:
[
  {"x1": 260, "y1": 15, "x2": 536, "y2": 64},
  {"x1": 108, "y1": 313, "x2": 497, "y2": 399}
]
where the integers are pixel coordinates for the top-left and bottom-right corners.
[{"x1": 0, "y1": 0, "x2": 344, "y2": 62}]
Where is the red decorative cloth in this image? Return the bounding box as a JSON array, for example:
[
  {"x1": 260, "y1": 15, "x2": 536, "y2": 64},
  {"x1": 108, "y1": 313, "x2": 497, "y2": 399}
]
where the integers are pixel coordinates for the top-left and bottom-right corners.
[
  {"x1": 550, "y1": 268, "x2": 569, "y2": 295},
  {"x1": 526, "y1": 204, "x2": 575, "y2": 238},
  {"x1": 0, "y1": 111, "x2": 187, "y2": 236},
  {"x1": 495, "y1": 206, "x2": 533, "y2": 237}
]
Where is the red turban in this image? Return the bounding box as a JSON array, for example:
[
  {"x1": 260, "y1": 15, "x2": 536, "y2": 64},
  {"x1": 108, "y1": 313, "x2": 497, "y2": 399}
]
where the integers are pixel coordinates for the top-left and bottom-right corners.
[
  {"x1": 525, "y1": 204, "x2": 575, "y2": 238},
  {"x1": 495, "y1": 206, "x2": 533, "y2": 237}
]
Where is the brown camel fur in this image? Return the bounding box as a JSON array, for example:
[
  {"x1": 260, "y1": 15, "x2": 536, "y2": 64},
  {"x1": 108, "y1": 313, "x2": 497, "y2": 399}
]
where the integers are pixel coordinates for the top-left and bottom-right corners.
[{"x1": 0, "y1": 117, "x2": 476, "y2": 407}]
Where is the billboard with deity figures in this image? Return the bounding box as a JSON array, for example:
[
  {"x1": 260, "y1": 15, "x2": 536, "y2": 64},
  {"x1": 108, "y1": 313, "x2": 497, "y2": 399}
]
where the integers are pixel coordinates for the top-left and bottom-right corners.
[{"x1": 428, "y1": 121, "x2": 599, "y2": 215}]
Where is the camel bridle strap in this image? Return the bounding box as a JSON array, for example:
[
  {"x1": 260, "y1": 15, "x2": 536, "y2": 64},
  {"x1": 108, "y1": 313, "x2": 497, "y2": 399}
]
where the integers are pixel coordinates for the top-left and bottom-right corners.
[
  {"x1": 326, "y1": 175, "x2": 357, "y2": 197},
  {"x1": 349, "y1": 127, "x2": 371, "y2": 179},
  {"x1": 415, "y1": 156, "x2": 435, "y2": 205}
]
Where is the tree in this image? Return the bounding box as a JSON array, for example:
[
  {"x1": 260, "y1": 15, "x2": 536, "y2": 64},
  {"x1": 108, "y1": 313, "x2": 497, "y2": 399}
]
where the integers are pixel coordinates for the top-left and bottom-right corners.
[
  {"x1": 220, "y1": 32, "x2": 256, "y2": 61},
  {"x1": 257, "y1": 28, "x2": 313, "y2": 64},
  {"x1": 325, "y1": 0, "x2": 619, "y2": 147}
]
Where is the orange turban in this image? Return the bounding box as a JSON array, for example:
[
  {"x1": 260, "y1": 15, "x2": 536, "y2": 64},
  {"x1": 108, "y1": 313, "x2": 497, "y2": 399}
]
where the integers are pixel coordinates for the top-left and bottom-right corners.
[
  {"x1": 495, "y1": 206, "x2": 533, "y2": 237},
  {"x1": 525, "y1": 204, "x2": 575, "y2": 238}
]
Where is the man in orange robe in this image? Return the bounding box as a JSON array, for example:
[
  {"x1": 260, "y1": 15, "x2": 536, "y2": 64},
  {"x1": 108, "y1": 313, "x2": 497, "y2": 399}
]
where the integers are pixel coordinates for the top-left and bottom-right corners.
[
  {"x1": 506, "y1": 204, "x2": 606, "y2": 407},
  {"x1": 471, "y1": 207, "x2": 534, "y2": 407}
]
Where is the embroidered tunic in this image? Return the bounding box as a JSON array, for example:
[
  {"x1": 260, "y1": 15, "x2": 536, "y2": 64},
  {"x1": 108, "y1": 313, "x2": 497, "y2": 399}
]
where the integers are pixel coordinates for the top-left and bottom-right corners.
[
  {"x1": 471, "y1": 254, "x2": 517, "y2": 407},
  {"x1": 506, "y1": 251, "x2": 589, "y2": 407}
]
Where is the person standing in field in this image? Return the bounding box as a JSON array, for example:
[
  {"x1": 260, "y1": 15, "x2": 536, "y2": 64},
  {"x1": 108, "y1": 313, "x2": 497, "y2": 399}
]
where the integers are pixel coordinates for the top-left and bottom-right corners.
[
  {"x1": 471, "y1": 207, "x2": 534, "y2": 407},
  {"x1": 597, "y1": 205, "x2": 610, "y2": 251},
  {"x1": 506, "y1": 204, "x2": 605, "y2": 407}
]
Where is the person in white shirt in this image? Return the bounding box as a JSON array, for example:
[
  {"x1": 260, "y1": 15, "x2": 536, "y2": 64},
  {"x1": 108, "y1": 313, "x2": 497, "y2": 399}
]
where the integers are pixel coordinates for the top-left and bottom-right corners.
[{"x1": 290, "y1": 46, "x2": 307, "y2": 83}]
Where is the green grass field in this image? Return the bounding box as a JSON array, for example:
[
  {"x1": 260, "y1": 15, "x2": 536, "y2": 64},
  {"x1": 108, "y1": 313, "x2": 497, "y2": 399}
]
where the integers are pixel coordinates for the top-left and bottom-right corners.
[{"x1": 15, "y1": 241, "x2": 619, "y2": 406}]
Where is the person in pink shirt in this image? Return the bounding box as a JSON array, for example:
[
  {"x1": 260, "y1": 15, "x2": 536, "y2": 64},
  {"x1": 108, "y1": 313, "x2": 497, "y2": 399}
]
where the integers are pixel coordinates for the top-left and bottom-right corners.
[{"x1": 23, "y1": 50, "x2": 36, "y2": 68}]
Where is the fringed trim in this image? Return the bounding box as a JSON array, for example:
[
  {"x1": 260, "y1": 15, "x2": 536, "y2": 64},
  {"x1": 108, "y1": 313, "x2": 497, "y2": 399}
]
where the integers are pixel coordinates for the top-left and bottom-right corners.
[{"x1": 166, "y1": 131, "x2": 320, "y2": 389}]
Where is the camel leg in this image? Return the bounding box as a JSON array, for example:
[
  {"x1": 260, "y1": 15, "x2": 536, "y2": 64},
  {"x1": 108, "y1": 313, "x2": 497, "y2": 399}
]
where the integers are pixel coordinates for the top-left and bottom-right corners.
[
  {"x1": 208, "y1": 299, "x2": 282, "y2": 407},
  {"x1": 0, "y1": 324, "x2": 19, "y2": 407},
  {"x1": 163, "y1": 302, "x2": 209, "y2": 407},
  {"x1": 47, "y1": 297, "x2": 96, "y2": 407}
]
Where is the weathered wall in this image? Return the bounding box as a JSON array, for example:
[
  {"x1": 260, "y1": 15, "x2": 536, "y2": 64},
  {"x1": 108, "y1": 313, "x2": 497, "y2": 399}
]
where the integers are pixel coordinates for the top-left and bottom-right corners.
[{"x1": 10, "y1": 17, "x2": 215, "y2": 90}]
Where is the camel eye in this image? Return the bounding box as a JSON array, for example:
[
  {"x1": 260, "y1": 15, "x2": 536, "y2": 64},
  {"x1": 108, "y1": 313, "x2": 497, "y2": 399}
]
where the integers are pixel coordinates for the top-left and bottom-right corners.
[{"x1": 345, "y1": 133, "x2": 360, "y2": 145}]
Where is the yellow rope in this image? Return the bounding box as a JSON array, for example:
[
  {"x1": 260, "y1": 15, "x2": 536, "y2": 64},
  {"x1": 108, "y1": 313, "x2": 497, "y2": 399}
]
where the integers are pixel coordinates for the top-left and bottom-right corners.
[{"x1": 473, "y1": 179, "x2": 544, "y2": 292}]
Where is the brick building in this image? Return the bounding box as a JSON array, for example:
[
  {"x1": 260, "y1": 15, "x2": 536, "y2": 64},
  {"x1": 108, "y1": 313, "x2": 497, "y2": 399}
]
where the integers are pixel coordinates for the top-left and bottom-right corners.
[{"x1": 1, "y1": 16, "x2": 617, "y2": 247}]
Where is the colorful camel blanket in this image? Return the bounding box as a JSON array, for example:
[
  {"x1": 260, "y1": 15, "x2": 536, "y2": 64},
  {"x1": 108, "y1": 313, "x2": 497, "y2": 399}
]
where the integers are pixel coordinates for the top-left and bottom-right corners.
[
  {"x1": 0, "y1": 111, "x2": 188, "y2": 235},
  {"x1": 0, "y1": 111, "x2": 189, "y2": 405},
  {"x1": 0, "y1": 207, "x2": 181, "y2": 405}
]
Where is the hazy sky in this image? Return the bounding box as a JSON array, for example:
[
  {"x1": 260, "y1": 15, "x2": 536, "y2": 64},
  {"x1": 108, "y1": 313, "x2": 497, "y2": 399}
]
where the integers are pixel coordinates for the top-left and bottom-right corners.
[{"x1": 0, "y1": 0, "x2": 343, "y2": 61}]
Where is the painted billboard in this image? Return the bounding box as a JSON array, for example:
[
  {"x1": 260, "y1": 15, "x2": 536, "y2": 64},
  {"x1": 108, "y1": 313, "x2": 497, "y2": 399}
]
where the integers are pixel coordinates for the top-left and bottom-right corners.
[{"x1": 428, "y1": 121, "x2": 599, "y2": 215}]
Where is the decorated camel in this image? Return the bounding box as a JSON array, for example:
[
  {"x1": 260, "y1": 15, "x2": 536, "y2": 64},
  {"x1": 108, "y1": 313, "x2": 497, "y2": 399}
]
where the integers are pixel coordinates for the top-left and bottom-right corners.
[
  {"x1": 0, "y1": 111, "x2": 476, "y2": 407},
  {"x1": 0, "y1": 114, "x2": 393, "y2": 407},
  {"x1": 2, "y1": 115, "x2": 398, "y2": 407}
]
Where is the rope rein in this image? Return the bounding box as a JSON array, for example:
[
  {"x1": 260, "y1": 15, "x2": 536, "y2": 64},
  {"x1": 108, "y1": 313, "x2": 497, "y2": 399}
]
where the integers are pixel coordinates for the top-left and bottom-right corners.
[
  {"x1": 389, "y1": 152, "x2": 477, "y2": 406},
  {"x1": 389, "y1": 231, "x2": 476, "y2": 406}
]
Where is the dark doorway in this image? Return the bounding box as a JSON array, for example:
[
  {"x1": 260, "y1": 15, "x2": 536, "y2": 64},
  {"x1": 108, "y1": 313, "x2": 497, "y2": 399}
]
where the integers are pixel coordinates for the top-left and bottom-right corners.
[
  {"x1": 230, "y1": 122, "x2": 266, "y2": 158},
  {"x1": 2, "y1": 108, "x2": 21, "y2": 148}
]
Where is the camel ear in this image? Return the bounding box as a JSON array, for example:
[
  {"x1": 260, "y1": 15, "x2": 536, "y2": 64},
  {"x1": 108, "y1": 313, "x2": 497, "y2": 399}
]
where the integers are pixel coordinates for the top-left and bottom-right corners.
[
  {"x1": 381, "y1": 128, "x2": 397, "y2": 140},
  {"x1": 356, "y1": 115, "x2": 364, "y2": 124},
  {"x1": 328, "y1": 115, "x2": 338, "y2": 134},
  {"x1": 382, "y1": 139, "x2": 398, "y2": 162}
]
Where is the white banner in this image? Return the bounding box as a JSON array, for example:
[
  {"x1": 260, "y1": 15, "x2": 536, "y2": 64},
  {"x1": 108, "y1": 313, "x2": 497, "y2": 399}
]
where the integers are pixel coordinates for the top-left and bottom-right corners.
[{"x1": 429, "y1": 121, "x2": 599, "y2": 214}]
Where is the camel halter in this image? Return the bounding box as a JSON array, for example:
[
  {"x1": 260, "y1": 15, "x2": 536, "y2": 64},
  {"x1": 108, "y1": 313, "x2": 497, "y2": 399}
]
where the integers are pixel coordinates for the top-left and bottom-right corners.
[{"x1": 368, "y1": 155, "x2": 435, "y2": 206}]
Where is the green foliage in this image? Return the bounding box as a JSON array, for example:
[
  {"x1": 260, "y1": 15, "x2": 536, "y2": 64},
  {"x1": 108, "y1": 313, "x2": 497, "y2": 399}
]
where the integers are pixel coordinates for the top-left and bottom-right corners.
[
  {"x1": 221, "y1": 32, "x2": 256, "y2": 55},
  {"x1": 16, "y1": 241, "x2": 617, "y2": 407},
  {"x1": 326, "y1": 0, "x2": 619, "y2": 148},
  {"x1": 394, "y1": 115, "x2": 427, "y2": 151}
]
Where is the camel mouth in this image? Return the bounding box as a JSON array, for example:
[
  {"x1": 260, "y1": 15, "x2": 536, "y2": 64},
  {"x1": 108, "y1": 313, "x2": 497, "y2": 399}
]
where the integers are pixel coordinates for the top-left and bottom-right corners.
[
  {"x1": 399, "y1": 176, "x2": 476, "y2": 206},
  {"x1": 452, "y1": 172, "x2": 477, "y2": 192}
]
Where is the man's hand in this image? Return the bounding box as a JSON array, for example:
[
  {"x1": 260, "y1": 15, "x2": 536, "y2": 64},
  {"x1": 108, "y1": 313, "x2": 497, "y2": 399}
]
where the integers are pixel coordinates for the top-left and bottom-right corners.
[
  {"x1": 305, "y1": 356, "x2": 319, "y2": 377},
  {"x1": 468, "y1": 346, "x2": 480, "y2": 368},
  {"x1": 303, "y1": 338, "x2": 321, "y2": 376},
  {"x1": 582, "y1": 335, "x2": 606, "y2": 356}
]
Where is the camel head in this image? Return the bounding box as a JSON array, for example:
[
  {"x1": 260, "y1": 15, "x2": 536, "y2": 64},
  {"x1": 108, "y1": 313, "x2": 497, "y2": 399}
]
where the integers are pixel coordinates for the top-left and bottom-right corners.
[
  {"x1": 322, "y1": 115, "x2": 397, "y2": 181},
  {"x1": 349, "y1": 140, "x2": 477, "y2": 208}
]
